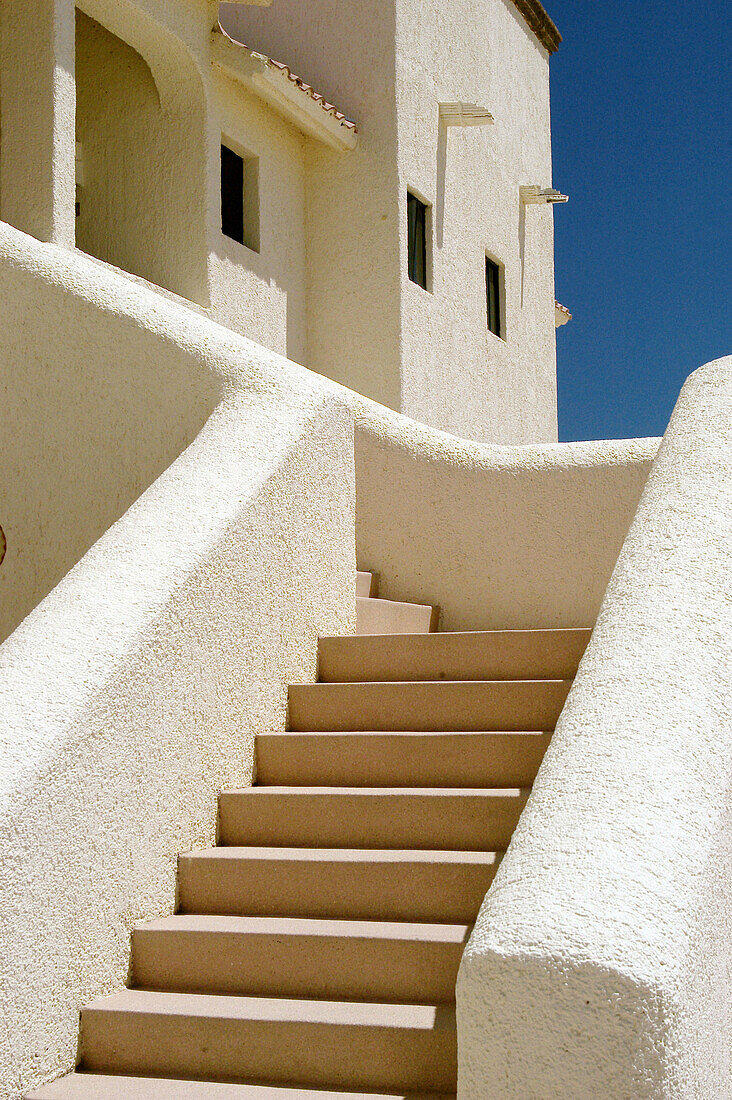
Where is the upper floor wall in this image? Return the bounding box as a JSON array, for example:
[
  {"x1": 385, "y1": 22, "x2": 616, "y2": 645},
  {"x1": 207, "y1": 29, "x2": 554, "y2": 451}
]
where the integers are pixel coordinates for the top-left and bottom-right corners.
[
  {"x1": 0, "y1": 0, "x2": 562, "y2": 448},
  {"x1": 220, "y1": 0, "x2": 562, "y2": 444},
  {"x1": 395, "y1": 0, "x2": 559, "y2": 442}
]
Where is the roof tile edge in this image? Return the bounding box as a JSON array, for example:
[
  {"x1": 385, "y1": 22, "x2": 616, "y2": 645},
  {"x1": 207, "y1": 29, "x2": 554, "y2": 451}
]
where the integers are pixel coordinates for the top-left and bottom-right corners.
[{"x1": 511, "y1": 0, "x2": 562, "y2": 54}]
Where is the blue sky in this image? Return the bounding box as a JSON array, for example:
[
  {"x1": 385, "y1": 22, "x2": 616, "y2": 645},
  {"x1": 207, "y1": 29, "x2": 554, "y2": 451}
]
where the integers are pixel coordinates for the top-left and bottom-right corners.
[{"x1": 547, "y1": 0, "x2": 731, "y2": 441}]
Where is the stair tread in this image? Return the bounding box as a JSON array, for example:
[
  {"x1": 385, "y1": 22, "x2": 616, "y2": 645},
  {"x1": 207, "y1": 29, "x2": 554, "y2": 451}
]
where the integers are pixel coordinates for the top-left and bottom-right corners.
[
  {"x1": 28, "y1": 1075, "x2": 453, "y2": 1099},
  {"x1": 136, "y1": 914, "x2": 471, "y2": 942},
  {"x1": 181, "y1": 847, "x2": 500, "y2": 864},
  {"x1": 85, "y1": 990, "x2": 456, "y2": 1031},
  {"x1": 321, "y1": 628, "x2": 591, "y2": 641},
  {"x1": 223, "y1": 787, "x2": 526, "y2": 796}
]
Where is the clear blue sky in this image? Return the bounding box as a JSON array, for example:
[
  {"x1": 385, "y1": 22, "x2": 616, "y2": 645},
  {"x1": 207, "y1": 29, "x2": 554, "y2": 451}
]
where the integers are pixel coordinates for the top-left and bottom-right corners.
[{"x1": 547, "y1": 0, "x2": 731, "y2": 441}]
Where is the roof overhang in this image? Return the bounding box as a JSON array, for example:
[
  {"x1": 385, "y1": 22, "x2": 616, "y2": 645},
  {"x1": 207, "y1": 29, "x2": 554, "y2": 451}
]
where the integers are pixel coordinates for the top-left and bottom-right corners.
[
  {"x1": 511, "y1": 0, "x2": 561, "y2": 54},
  {"x1": 211, "y1": 27, "x2": 358, "y2": 152}
]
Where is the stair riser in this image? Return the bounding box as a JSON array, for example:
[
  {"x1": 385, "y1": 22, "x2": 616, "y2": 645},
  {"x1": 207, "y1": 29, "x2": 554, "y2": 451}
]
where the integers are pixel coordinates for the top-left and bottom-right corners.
[
  {"x1": 178, "y1": 855, "x2": 498, "y2": 923},
  {"x1": 218, "y1": 791, "x2": 527, "y2": 851},
  {"x1": 132, "y1": 928, "x2": 463, "y2": 1004},
  {"x1": 288, "y1": 681, "x2": 572, "y2": 733},
  {"x1": 318, "y1": 631, "x2": 591, "y2": 683},
  {"x1": 256, "y1": 732, "x2": 551, "y2": 788},
  {"x1": 356, "y1": 598, "x2": 437, "y2": 635},
  {"x1": 80, "y1": 1011, "x2": 457, "y2": 1093}
]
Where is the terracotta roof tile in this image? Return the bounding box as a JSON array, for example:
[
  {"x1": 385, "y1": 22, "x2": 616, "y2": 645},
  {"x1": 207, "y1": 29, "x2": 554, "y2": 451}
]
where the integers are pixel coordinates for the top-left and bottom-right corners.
[{"x1": 218, "y1": 25, "x2": 357, "y2": 133}]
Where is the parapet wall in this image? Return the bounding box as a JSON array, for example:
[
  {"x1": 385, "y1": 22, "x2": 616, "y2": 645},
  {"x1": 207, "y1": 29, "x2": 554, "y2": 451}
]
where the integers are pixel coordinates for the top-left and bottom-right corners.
[
  {"x1": 0, "y1": 224, "x2": 355, "y2": 1099},
  {"x1": 458, "y1": 357, "x2": 732, "y2": 1098},
  {"x1": 350, "y1": 395, "x2": 657, "y2": 630}
]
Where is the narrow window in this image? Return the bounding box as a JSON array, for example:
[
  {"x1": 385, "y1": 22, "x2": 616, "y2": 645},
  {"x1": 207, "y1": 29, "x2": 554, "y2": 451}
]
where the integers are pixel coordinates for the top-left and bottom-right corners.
[
  {"x1": 486, "y1": 256, "x2": 502, "y2": 338},
  {"x1": 407, "y1": 191, "x2": 428, "y2": 289},
  {"x1": 221, "y1": 143, "x2": 260, "y2": 252}
]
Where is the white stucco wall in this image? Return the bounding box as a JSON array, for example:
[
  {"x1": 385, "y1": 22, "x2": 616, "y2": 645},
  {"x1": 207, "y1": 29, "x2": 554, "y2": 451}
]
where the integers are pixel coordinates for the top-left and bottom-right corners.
[
  {"x1": 220, "y1": 0, "x2": 559, "y2": 444},
  {"x1": 395, "y1": 0, "x2": 558, "y2": 443},
  {"x1": 347, "y1": 393, "x2": 657, "y2": 630},
  {"x1": 457, "y1": 357, "x2": 732, "y2": 1099},
  {"x1": 75, "y1": 7, "x2": 208, "y2": 303},
  {"x1": 219, "y1": 0, "x2": 403, "y2": 412},
  {"x1": 0, "y1": 221, "x2": 355, "y2": 1099},
  {"x1": 209, "y1": 67, "x2": 308, "y2": 363},
  {"x1": 0, "y1": 0, "x2": 76, "y2": 247}
]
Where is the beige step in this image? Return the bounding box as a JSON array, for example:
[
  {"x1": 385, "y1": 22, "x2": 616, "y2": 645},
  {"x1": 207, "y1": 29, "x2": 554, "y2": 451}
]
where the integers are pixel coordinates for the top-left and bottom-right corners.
[
  {"x1": 80, "y1": 990, "x2": 457, "y2": 1093},
  {"x1": 288, "y1": 680, "x2": 571, "y2": 733},
  {"x1": 256, "y1": 731, "x2": 551, "y2": 788},
  {"x1": 318, "y1": 629, "x2": 591, "y2": 683},
  {"x1": 357, "y1": 571, "x2": 379, "y2": 598},
  {"x1": 178, "y1": 847, "x2": 499, "y2": 923},
  {"x1": 357, "y1": 597, "x2": 438, "y2": 635},
  {"x1": 218, "y1": 787, "x2": 527, "y2": 850},
  {"x1": 28, "y1": 1076, "x2": 453, "y2": 1099},
  {"x1": 132, "y1": 914, "x2": 467, "y2": 1004}
]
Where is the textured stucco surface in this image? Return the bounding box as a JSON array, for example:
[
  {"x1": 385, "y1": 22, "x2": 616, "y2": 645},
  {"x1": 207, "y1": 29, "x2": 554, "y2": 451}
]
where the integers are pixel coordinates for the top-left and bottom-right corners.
[
  {"x1": 348, "y1": 394, "x2": 657, "y2": 630},
  {"x1": 75, "y1": 8, "x2": 208, "y2": 303},
  {"x1": 457, "y1": 358, "x2": 732, "y2": 1098},
  {"x1": 0, "y1": 221, "x2": 355, "y2": 1099},
  {"x1": 210, "y1": 66, "x2": 308, "y2": 362},
  {"x1": 220, "y1": 0, "x2": 558, "y2": 443},
  {"x1": 0, "y1": 0, "x2": 76, "y2": 246},
  {"x1": 395, "y1": 0, "x2": 558, "y2": 443}
]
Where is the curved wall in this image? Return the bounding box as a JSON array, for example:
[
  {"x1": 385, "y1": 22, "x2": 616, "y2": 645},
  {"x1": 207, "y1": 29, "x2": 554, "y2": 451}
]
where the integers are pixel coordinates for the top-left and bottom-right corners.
[
  {"x1": 458, "y1": 357, "x2": 732, "y2": 1099},
  {"x1": 0, "y1": 222, "x2": 355, "y2": 1099}
]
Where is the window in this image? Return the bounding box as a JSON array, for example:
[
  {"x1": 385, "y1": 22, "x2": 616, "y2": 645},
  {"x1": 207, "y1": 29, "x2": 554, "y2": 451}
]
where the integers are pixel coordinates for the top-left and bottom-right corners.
[
  {"x1": 221, "y1": 142, "x2": 260, "y2": 252},
  {"x1": 486, "y1": 256, "x2": 503, "y2": 338},
  {"x1": 407, "y1": 191, "x2": 428, "y2": 289}
]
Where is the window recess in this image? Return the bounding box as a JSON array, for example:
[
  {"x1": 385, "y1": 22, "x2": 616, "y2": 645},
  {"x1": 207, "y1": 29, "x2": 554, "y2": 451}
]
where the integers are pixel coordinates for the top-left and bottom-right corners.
[
  {"x1": 221, "y1": 142, "x2": 260, "y2": 252},
  {"x1": 485, "y1": 256, "x2": 503, "y2": 338},
  {"x1": 407, "y1": 191, "x2": 429, "y2": 290}
]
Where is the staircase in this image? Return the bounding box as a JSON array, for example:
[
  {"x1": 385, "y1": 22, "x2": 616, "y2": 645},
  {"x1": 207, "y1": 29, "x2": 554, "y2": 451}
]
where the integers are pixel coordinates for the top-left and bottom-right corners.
[{"x1": 29, "y1": 572, "x2": 590, "y2": 1099}]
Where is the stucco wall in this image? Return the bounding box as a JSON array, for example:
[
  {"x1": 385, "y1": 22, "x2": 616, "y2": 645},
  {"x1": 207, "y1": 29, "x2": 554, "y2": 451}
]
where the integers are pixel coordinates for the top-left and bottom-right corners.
[
  {"x1": 457, "y1": 357, "x2": 732, "y2": 1098},
  {"x1": 347, "y1": 393, "x2": 657, "y2": 630},
  {"x1": 395, "y1": 0, "x2": 558, "y2": 443},
  {"x1": 0, "y1": 220, "x2": 355, "y2": 1099},
  {"x1": 220, "y1": 0, "x2": 559, "y2": 445},
  {"x1": 219, "y1": 0, "x2": 403, "y2": 412},
  {"x1": 0, "y1": 0, "x2": 76, "y2": 246},
  {"x1": 209, "y1": 67, "x2": 308, "y2": 363},
  {"x1": 75, "y1": 7, "x2": 208, "y2": 302}
]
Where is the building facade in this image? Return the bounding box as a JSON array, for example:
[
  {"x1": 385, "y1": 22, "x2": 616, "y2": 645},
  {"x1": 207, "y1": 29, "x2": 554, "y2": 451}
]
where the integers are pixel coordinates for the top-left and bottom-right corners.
[{"x1": 1, "y1": 0, "x2": 565, "y2": 444}]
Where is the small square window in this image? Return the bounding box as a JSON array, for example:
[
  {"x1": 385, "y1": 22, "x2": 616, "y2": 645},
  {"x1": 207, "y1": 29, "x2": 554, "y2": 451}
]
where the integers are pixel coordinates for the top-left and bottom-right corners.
[
  {"x1": 486, "y1": 256, "x2": 503, "y2": 338},
  {"x1": 221, "y1": 142, "x2": 260, "y2": 252},
  {"x1": 407, "y1": 191, "x2": 428, "y2": 290}
]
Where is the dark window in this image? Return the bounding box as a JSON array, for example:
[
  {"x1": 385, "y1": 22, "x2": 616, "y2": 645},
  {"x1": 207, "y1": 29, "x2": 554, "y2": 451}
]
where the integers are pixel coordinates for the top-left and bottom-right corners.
[
  {"x1": 486, "y1": 257, "x2": 502, "y2": 337},
  {"x1": 221, "y1": 143, "x2": 261, "y2": 252},
  {"x1": 221, "y1": 144, "x2": 244, "y2": 244},
  {"x1": 407, "y1": 191, "x2": 428, "y2": 289}
]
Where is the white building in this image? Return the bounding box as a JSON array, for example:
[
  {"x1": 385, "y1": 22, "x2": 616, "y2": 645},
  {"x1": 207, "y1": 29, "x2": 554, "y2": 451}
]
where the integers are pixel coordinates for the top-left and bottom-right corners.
[{"x1": 0, "y1": 3, "x2": 729, "y2": 1099}]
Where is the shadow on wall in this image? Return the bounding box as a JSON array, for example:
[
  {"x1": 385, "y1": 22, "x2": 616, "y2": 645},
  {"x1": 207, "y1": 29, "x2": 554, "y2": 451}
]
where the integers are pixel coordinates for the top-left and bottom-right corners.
[
  {"x1": 74, "y1": 5, "x2": 208, "y2": 304},
  {"x1": 0, "y1": 256, "x2": 223, "y2": 645}
]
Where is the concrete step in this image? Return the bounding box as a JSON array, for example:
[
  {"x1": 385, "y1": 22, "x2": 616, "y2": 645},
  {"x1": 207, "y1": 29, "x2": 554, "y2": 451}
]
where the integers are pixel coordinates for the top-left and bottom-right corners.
[
  {"x1": 357, "y1": 598, "x2": 438, "y2": 636},
  {"x1": 288, "y1": 680, "x2": 571, "y2": 732},
  {"x1": 218, "y1": 787, "x2": 527, "y2": 850},
  {"x1": 357, "y1": 571, "x2": 379, "y2": 598},
  {"x1": 28, "y1": 1076, "x2": 453, "y2": 1100},
  {"x1": 178, "y1": 847, "x2": 499, "y2": 923},
  {"x1": 132, "y1": 914, "x2": 467, "y2": 1004},
  {"x1": 318, "y1": 629, "x2": 591, "y2": 683},
  {"x1": 79, "y1": 990, "x2": 457, "y2": 1093},
  {"x1": 256, "y1": 731, "x2": 551, "y2": 788}
]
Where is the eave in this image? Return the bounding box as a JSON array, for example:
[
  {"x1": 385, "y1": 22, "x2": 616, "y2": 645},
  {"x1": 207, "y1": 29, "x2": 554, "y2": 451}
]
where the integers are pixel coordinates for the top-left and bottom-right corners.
[{"x1": 211, "y1": 27, "x2": 359, "y2": 153}]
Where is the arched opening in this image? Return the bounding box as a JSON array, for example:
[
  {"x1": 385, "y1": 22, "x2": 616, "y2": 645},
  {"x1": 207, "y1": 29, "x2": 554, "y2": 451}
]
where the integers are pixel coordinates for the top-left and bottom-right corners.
[{"x1": 75, "y1": 8, "x2": 207, "y2": 302}]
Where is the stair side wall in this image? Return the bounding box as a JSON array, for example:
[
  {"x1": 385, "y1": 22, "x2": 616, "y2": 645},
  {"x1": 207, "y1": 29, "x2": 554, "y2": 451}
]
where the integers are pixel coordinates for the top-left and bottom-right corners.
[
  {"x1": 457, "y1": 357, "x2": 732, "y2": 1098},
  {"x1": 0, "y1": 224, "x2": 355, "y2": 1100}
]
